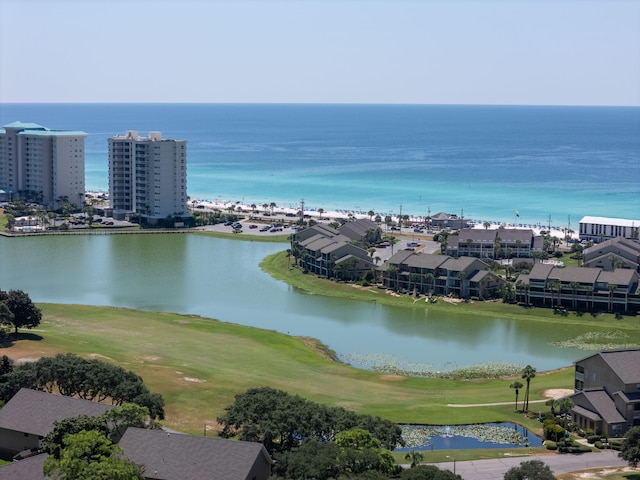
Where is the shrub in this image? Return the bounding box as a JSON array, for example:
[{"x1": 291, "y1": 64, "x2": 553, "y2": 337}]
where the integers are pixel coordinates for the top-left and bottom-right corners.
[
  {"x1": 545, "y1": 441, "x2": 557, "y2": 450},
  {"x1": 594, "y1": 441, "x2": 604, "y2": 449},
  {"x1": 587, "y1": 435, "x2": 600, "y2": 444}
]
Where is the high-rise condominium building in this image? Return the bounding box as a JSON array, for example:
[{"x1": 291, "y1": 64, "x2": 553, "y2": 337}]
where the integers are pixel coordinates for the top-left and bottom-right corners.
[
  {"x1": 0, "y1": 121, "x2": 87, "y2": 207},
  {"x1": 108, "y1": 130, "x2": 187, "y2": 222}
]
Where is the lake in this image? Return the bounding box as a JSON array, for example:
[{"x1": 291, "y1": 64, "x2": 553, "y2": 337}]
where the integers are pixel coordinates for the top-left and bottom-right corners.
[{"x1": 0, "y1": 233, "x2": 596, "y2": 372}]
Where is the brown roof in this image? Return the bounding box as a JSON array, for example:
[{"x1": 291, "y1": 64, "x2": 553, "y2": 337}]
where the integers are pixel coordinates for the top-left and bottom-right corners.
[
  {"x1": 0, "y1": 388, "x2": 112, "y2": 437},
  {"x1": 119, "y1": 427, "x2": 272, "y2": 480}
]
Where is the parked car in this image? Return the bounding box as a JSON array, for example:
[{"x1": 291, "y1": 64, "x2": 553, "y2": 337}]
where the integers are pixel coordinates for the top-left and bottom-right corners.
[
  {"x1": 249, "y1": 224, "x2": 258, "y2": 229},
  {"x1": 259, "y1": 226, "x2": 271, "y2": 232}
]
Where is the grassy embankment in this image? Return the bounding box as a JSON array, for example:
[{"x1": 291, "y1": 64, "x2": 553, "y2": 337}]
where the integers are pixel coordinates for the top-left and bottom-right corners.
[{"x1": 7, "y1": 303, "x2": 572, "y2": 439}]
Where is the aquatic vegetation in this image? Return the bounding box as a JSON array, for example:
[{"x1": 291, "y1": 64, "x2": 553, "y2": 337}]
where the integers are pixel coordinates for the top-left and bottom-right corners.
[
  {"x1": 399, "y1": 424, "x2": 529, "y2": 449},
  {"x1": 551, "y1": 331, "x2": 637, "y2": 350},
  {"x1": 341, "y1": 353, "x2": 523, "y2": 379}
]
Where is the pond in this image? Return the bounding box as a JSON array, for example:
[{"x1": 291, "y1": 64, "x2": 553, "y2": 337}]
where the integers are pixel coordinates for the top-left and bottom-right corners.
[
  {"x1": 0, "y1": 233, "x2": 611, "y2": 372},
  {"x1": 397, "y1": 423, "x2": 543, "y2": 451}
]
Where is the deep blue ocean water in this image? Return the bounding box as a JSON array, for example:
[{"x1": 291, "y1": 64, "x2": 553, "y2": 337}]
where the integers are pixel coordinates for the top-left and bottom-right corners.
[{"x1": 1, "y1": 103, "x2": 638, "y2": 226}]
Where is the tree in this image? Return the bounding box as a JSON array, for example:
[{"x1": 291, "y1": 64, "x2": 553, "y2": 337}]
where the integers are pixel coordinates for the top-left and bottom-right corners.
[
  {"x1": 521, "y1": 365, "x2": 537, "y2": 413},
  {"x1": 510, "y1": 381, "x2": 524, "y2": 411},
  {"x1": 0, "y1": 303, "x2": 14, "y2": 337},
  {"x1": 404, "y1": 450, "x2": 424, "y2": 468},
  {"x1": 43, "y1": 430, "x2": 145, "y2": 480},
  {"x1": 503, "y1": 459, "x2": 556, "y2": 480},
  {"x1": 400, "y1": 464, "x2": 462, "y2": 479},
  {"x1": 619, "y1": 425, "x2": 640, "y2": 467},
  {"x1": 0, "y1": 289, "x2": 42, "y2": 334}
]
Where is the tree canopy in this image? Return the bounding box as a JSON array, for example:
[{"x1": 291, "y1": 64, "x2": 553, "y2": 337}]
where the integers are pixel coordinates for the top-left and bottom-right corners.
[
  {"x1": 0, "y1": 289, "x2": 42, "y2": 334},
  {"x1": 43, "y1": 430, "x2": 144, "y2": 480},
  {"x1": 503, "y1": 459, "x2": 556, "y2": 480},
  {"x1": 217, "y1": 386, "x2": 402, "y2": 456},
  {"x1": 619, "y1": 426, "x2": 640, "y2": 468},
  {"x1": 0, "y1": 353, "x2": 164, "y2": 419}
]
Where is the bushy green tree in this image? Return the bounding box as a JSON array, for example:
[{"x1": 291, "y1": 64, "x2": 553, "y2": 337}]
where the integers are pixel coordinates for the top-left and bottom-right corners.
[
  {"x1": 503, "y1": 459, "x2": 556, "y2": 480},
  {"x1": 0, "y1": 353, "x2": 164, "y2": 419},
  {"x1": 43, "y1": 430, "x2": 144, "y2": 480},
  {"x1": 400, "y1": 464, "x2": 462, "y2": 479},
  {"x1": 619, "y1": 426, "x2": 640, "y2": 467},
  {"x1": 218, "y1": 387, "x2": 401, "y2": 455},
  {"x1": 0, "y1": 289, "x2": 42, "y2": 333}
]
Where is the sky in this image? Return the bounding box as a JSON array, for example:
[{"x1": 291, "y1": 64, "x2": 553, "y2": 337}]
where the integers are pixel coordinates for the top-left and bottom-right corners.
[{"x1": 0, "y1": 0, "x2": 639, "y2": 106}]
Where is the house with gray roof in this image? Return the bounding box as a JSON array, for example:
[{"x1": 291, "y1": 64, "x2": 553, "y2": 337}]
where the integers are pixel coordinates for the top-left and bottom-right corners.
[
  {"x1": 382, "y1": 252, "x2": 503, "y2": 299},
  {"x1": 0, "y1": 452, "x2": 46, "y2": 480},
  {"x1": 118, "y1": 427, "x2": 272, "y2": 480},
  {"x1": 446, "y1": 228, "x2": 538, "y2": 259},
  {"x1": 583, "y1": 237, "x2": 640, "y2": 272},
  {"x1": 571, "y1": 348, "x2": 640, "y2": 436},
  {"x1": 0, "y1": 388, "x2": 113, "y2": 458},
  {"x1": 516, "y1": 264, "x2": 640, "y2": 313},
  {"x1": 292, "y1": 226, "x2": 375, "y2": 280},
  {"x1": 339, "y1": 218, "x2": 382, "y2": 245}
]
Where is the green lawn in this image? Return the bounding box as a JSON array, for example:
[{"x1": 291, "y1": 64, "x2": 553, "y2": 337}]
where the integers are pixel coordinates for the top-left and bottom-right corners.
[{"x1": 6, "y1": 303, "x2": 572, "y2": 436}]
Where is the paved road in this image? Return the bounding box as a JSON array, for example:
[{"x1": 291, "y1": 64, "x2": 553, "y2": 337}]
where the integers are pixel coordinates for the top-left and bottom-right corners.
[{"x1": 430, "y1": 450, "x2": 626, "y2": 479}]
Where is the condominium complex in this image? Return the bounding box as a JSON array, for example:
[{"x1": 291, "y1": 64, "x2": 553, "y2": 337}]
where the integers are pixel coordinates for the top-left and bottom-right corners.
[
  {"x1": 579, "y1": 216, "x2": 640, "y2": 243},
  {"x1": 0, "y1": 121, "x2": 86, "y2": 207},
  {"x1": 108, "y1": 130, "x2": 187, "y2": 222}
]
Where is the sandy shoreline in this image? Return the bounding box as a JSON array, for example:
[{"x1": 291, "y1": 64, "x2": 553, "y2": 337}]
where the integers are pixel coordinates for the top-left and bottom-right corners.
[{"x1": 86, "y1": 191, "x2": 577, "y2": 240}]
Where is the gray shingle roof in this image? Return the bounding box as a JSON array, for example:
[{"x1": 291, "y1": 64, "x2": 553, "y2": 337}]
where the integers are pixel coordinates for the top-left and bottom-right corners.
[
  {"x1": 575, "y1": 389, "x2": 626, "y2": 424},
  {"x1": 0, "y1": 453, "x2": 46, "y2": 480},
  {"x1": 599, "y1": 348, "x2": 640, "y2": 384},
  {"x1": 119, "y1": 427, "x2": 271, "y2": 480},
  {"x1": 0, "y1": 389, "x2": 112, "y2": 437}
]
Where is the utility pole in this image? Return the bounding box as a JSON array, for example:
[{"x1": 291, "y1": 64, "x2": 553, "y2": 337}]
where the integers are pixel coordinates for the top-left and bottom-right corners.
[{"x1": 299, "y1": 198, "x2": 305, "y2": 222}]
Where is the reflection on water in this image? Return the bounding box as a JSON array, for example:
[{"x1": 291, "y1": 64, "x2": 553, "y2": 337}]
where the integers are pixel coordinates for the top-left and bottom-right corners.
[{"x1": 0, "y1": 234, "x2": 591, "y2": 371}]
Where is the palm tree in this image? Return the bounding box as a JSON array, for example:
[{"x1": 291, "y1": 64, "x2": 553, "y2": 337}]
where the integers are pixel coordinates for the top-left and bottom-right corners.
[
  {"x1": 404, "y1": 450, "x2": 424, "y2": 468},
  {"x1": 521, "y1": 365, "x2": 537, "y2": 413},
  {"x1": 608, "y1": 284, "x2": 617, "y2": 312},
  {"x1": 510, "y1": 381, "x2": 524, "y2": 411},
  {"x1": 545, "y1": 398, "x2": 560, "y2": 416},
  {"x1": 368, "y1": 210, "x2": 375, "y2": 221},
  {"x1": 317, "y1": 208, "x2": 324, "y2": 220},
  {"x1": 424, "y1": 272, "x2": 434, "y2": 295},
  {"x1": 483, "y1": 221, "x2": 491, "y2": 230},
  {"x1": 569, "y1": 281, "x2": 580, "y2": 310},
  {"x1": 558, "y1": 397, "x2": 574, "y2": 418},
  {"x1": 457, "y1": 270, "x2": 467, "y2": 298},
  {"x1": 269, "y1": 202, "x2": 276, "y2": 216}
]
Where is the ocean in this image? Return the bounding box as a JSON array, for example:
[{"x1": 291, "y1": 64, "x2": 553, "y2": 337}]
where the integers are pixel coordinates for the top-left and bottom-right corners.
[{"x1": 1, "y1": 103, "x2": 638, "y2": 227}]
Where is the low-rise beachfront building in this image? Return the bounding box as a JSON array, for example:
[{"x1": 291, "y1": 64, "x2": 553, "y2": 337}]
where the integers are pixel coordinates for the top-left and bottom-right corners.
[
  {"x1": 445, "y1": 228, "x2": 542, "y2": 259},
  {"x1": 380, "y1": 251, "x2": 504, "y2": 299},
  {"x1": 579, "y1": 216, "x2": 640, "y2": 244},
  {"x1": 291, "y1": 225, "x2": 375, "y2": 281},
  {"x1": 108, "y1": 130, "x2": 188, "y2": 223},
  {"x1": 570, "y1": 348, "x2": 640, "y2": 437},
  {"x1": 0, "y1": 121, "x2": 86, "y2": 208},
  {"x1": 583, "y1": 237, "x2": 640, "y2": 272},
  {"x1": 429, "y1": 212, "x2": 469, "y2": 230},
  {"x1": 339, "y1": 218, "x2": 382, "y2": 245},
  {"x1": 515, "y1": 263, "x2": 640, "y2": 313}
]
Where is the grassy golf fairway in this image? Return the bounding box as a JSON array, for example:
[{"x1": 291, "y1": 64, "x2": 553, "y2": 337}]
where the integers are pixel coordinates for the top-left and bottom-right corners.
[{"x1": 3, "y1": 303, "x2": 573, "y2": 436}]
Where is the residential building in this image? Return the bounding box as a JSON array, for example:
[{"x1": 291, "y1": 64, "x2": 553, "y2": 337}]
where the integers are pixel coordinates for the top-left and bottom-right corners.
[
  {"x1": 108, "y1": 130, "x2": 187, "y2": 222},
  {"x1": 292, "y1": 225, "x2": 376, "y2": 280},
  {"x1": 339, "y1": 218, "x2": 382, "y2": 245},
  {"x1": 516, "y1": 264, "x2": 640, "y2": 313},
  {"x1": 0, "y1": 121, "x2": 86, "y2": 207},
  {"x1": 0, "y1": 388, "x2": 112, "y2": 458},
  {"x1": 571, "y1": 348, "x2": 640, "y2": 436},
  {"x1": 119, "y1": 427, "x2": 272, "y2": 480},
  {"x1": 583, "y1": 237, "x2": 640, "y2": 272},
  {"x1": 429, "y1": 212, "x2": 468, "y2": 230},
  {"x1": 381, "y1": 251, "x2": 504, "y2": 299},
  {"x1": 446, "y1": 228, "x2": 542, "y2": 259},
  {"x1": 579, "y1": 216, "x2": 640, "y2": 244}
]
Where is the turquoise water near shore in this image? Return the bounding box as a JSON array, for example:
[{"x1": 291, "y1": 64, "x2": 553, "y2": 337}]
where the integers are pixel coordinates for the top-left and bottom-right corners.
[{"x1": 2, "y1": 104, "x2": 638, "y2": 226}]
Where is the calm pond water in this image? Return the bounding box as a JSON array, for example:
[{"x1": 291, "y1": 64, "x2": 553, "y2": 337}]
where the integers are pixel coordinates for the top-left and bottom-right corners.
[{"x1": 0, "y1": 234, "x2": 593, "y2": 371}]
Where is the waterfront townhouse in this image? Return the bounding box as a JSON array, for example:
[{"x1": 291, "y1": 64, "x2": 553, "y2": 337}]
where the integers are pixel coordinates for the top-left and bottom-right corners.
[
  {"x1": 583, "y1": 237, "x2": 640, "y2": 272},
  {"x1": 516, "y1": 263, "x2": 640, "y2": 313},
  {"x1": 108, "y1": 130, "x2": 188, "y2": 224},
  {"x1": 292, "y1": 225, "x2": 375, "y2": 280},
  {"x1": 570, "y1": 348, "x2": 640, "y2": 437},
  {"x1": 338, "y1": 218, "x2": 382, "y2": 245},
  {"x1": 579, "y1": 216, "x2": 640, "y2": 244},
  {"x1": 0, "y1": 121, "x2": 86, "y2": 208},
  {"x1": 446, "y1": 228, "x2": 541, "y2": 259},
  {"x1": 381, "y1": 251, "x2": 503, "y2": 299}
]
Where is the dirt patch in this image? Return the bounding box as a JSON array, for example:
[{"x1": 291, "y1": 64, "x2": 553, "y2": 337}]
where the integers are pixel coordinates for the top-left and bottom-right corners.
[
  {"x1": 89, "y1": 353, "x2": 112, "y2": 361},
  {"x1": 182, "y1": 377, "x2": 205, "y2": 383},
  {"x1": 378, "y1": 374, "x2": 406, "y2": 382},
  {"x1": 543, "y1": 388, "x2": 574, "y2": 399},
  {"x1": 14, "y1": 357, "x2": 40, "y2": 364},
  {"x1": 557, "y1": 467, "x2": 635, "y2": 479},
  {"x1": 143, "y1": 355, "x2": 161, "y2": 361}
]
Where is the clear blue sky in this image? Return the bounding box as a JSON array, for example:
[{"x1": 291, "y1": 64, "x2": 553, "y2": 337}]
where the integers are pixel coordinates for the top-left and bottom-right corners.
[{"x1": 1, "y1": 0, "x2": 638, "y2": 105}]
